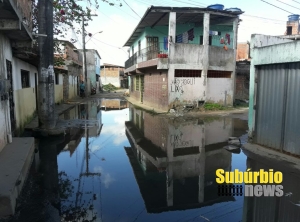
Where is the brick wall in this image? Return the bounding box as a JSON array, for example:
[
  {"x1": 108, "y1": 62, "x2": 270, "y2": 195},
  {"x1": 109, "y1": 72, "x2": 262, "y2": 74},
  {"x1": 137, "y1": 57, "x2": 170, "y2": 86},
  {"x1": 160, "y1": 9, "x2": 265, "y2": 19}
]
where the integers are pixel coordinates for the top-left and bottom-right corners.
[
  {"x1": 15, "y1": 0, "x2": 32, "y2": 31},
  {"x1": 143, "y1": 113, "x2": 169, "y2": 153},
  {"x1": 130, "y1": 73, "x2": 168, "y2": 110},
  {"x1": 236, "y1": 43, "x2": 249, "y2": 61},
  {"x1": 101, "y1": 67, "x2": 122, "y2": 77},
  {"x1": 235, "y1": 75, "x2": 249, "y2": 100},
  {"x1": 286, "y1": 21, "x2": 299, "y2": 35},
  {"x1": 236, "y1": 61, "x2": 250, "y2": 100},
  {"x1": 143, "y1": 73, "x2": 168, "y2": 111}
]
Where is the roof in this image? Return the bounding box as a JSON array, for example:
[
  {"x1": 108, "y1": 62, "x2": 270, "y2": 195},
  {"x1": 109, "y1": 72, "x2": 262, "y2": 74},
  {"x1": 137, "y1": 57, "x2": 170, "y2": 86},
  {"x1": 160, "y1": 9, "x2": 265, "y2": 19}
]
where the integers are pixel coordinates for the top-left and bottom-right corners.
[
  {"x1": 101, "y1": 63, "x2": 124, "y2": 68},
  {"x1": 76, "y1": 49, "x2": 102, "y2": 59},
  {"x1": 123, "y1": 6, "x2": 244, "y2": 47},
  {"x1": 55, "y1": 39, "x2": 77, "y2": 49}
]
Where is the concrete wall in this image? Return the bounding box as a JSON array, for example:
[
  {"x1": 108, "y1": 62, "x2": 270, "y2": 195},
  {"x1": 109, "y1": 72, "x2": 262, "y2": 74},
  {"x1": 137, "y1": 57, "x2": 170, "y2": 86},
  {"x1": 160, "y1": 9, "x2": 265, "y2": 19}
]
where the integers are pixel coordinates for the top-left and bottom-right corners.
[
  {"x1": 0, "y1": 34, "x2": 12, "y2": 152},
  {"x1": 86, "y1": 50, "x2": 97, "y2": 92},
  {"x1": 206, "y1": 78, "x2": 233, "y2": 105},
  {"x1": 12, "y1": 57, "x2": 38, "y2": 130},
  {"x1": 209, "y1": 47, "x2": 235, "y2": 71},
  {"x1": 248, "y1": 34, "x2": 299, "y2": 136},
  {"x1": 55, "y1": 73, "x2": 63, "y2": 103},
  {"x1": 130, "y1": 23, "x2": 234, "y2": 57}
]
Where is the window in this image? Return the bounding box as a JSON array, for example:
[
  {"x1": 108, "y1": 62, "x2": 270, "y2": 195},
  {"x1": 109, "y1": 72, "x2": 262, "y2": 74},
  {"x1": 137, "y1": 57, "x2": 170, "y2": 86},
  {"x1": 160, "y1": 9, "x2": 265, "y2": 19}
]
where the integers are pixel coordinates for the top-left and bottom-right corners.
[
  {"x1": 287, "y1": 26, "x2": 292, "y2": 35},
  {"x1": 55, "y1": 73, "x2": 59, "y2": 84},
  {"x1": 207, "y1": 70, "x2": 231, "y2": 78},
  {"x1": 21, "y1": 70, "x2": 30, "y2": 88},
  {"x1": 138, "y1": 40, "x2": 141, "y2": 56},
  {"x1": 135, "y1": 76, "x2": 140, "y2": 91},
  {"x1": 175, "y1": 69, "x2": 202, "y2": 77}
]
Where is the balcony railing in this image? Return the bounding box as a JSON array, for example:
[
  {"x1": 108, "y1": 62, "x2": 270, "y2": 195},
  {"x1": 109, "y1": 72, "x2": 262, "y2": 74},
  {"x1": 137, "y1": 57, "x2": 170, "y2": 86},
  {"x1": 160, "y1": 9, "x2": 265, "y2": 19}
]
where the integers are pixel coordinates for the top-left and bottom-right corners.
[{"x1": 125, "y1": 42, "x2": 168, "y2": 69}]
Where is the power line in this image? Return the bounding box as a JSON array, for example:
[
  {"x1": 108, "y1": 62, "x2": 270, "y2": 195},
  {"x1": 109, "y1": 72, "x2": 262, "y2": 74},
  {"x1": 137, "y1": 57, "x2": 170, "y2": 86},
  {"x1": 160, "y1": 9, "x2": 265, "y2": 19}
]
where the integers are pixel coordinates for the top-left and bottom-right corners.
[
  {"x1": 261, "y1": 0, "x2": 294, "y2": 14},
  {"x1": 123, "y1": 0, "x2": 142, "y2": 18},
  {"x1": 276, "y1": 0, "x2": 300, "y2": 10},
  {"x1": 292, "y1": 0, "x2": 300, "y2": 5},
  {"x1": 242, "y1": 14, "x2": 286, "y2": 22}
]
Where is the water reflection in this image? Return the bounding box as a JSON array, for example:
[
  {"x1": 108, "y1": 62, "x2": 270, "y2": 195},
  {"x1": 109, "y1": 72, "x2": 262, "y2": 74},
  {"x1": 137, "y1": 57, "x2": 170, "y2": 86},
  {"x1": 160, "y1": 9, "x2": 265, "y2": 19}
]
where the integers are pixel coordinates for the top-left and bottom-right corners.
[
  {"x1": 11, "y1": 100, "x2": 270, "y2": 222},
  {"x1": 241, "y1": 153, "x2": 300, "y2": 222},
  {"x1": 125, "y1": 106, "x2": 247, "y2": 214}
]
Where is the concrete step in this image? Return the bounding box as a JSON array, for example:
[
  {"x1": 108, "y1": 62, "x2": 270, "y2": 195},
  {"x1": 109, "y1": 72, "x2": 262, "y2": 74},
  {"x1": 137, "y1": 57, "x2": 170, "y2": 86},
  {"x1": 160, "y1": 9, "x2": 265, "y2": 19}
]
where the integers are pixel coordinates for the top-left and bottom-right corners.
[{"x1": 0, "y1": 137, "x2": 35, "y2": 218}]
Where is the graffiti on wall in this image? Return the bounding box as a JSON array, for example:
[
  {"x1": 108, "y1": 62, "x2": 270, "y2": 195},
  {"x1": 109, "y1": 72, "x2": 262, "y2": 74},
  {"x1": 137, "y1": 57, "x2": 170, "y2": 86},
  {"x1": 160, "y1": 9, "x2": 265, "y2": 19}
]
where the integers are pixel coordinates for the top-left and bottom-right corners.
[
  {"x1": 170, "y1": 132, "x2": 194, "y2": 148},
  {"x1": 170, "y1": 78, "x2": 196, "y2": 95}
]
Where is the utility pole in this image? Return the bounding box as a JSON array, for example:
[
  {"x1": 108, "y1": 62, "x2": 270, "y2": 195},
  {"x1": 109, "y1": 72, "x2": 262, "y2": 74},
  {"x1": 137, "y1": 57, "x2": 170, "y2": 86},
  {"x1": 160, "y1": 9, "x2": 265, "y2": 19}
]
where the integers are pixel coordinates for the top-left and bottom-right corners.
[
  {"x1": 38, "y1": 0, "x2": 56, "y2": 129},
  {"x1": 81, "y1": 14, "x2": 97, "y2": 96}
]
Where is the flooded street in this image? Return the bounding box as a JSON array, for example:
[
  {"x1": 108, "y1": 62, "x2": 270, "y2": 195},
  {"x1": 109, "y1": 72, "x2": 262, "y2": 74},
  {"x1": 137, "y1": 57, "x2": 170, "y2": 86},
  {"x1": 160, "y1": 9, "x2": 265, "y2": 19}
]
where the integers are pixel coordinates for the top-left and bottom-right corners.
[{"x1": 4, "y1": 98, "x2": 300, "y2": 222}]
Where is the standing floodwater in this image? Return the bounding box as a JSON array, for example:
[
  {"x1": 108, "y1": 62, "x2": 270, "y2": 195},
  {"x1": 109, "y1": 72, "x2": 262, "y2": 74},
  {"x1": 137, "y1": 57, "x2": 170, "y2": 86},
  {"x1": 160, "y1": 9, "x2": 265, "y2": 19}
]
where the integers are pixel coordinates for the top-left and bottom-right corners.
[{"x1": 2, "y1": 98, "x2": 300, "y2": 222}]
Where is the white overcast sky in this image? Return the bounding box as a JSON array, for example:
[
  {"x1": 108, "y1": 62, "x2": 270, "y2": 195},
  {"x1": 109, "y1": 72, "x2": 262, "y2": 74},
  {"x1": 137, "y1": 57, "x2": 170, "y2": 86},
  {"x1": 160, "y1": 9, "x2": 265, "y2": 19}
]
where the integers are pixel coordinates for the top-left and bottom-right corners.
[{"x1": 63, "y1": 0, "x2": 295, "y2": 66}]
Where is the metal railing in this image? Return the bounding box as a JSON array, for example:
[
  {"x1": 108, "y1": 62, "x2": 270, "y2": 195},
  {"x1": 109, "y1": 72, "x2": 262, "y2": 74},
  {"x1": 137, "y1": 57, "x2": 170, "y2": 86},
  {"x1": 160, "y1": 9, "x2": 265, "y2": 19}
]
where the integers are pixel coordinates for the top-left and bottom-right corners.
[{"x1": 125, "y1": 42, "x2": 168, "y2": 69}]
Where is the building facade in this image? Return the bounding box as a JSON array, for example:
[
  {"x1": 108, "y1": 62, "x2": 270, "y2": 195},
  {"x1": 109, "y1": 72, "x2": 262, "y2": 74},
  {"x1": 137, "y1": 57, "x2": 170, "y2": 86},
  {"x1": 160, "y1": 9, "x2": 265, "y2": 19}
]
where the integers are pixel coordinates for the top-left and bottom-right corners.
[
  {"x1": 124, "y1": 6, "x2": 242, "y2": 111},
  {"x1": 100, "y1": 63, "x2": 125, "y2": 88},
  {"x1": 247, "y1": 34, "x2": 300, "y2": 155},
  {"x1": 76, "y1": 49, "x2": 101, "y2": 94},
  {"x1": 54, "y1": 40, "x2": 82, "y2": 103},
  {"x1": 0, "y1": 0, "x2": 36, "y2": 150}
]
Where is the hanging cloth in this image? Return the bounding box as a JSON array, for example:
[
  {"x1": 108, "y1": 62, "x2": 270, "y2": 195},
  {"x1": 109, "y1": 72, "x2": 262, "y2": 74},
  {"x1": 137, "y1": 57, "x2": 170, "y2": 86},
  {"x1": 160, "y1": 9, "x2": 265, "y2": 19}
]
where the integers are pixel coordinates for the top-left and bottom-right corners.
[
  {"x1": 176, "y1": 34, "x2": 183, "y2": 43},
  {"x1": 164, "y1": 36, "x2": 168, "y2": 50},
  {"x1": 225, "y1": 33, "x2": 230, "y2": 45},
  {"x1": 182, "y1": 32, "x2": 189, "y2": 43},
  {"x1": 188, "y1": 28, "x2": 195, "y2": 41}
]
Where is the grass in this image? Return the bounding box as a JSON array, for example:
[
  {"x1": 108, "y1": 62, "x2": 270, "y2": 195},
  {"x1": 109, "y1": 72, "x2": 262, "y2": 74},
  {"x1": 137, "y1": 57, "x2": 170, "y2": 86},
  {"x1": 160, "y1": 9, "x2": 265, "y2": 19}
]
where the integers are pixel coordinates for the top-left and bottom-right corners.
[
  {"x1": 204, "y1": 103, "x2": 226, "y2": 111},
  {"x1": 102, "y1": 83, "x2": 119, "y2": 91}
]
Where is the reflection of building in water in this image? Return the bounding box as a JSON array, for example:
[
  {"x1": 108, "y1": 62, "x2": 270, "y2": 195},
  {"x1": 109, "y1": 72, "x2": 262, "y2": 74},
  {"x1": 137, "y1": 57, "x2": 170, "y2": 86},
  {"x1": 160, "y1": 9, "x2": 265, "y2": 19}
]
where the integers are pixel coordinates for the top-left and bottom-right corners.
[
  {"x1": 242, "y1": 154, "x2": 300, "y2": 222},
  {"x1": 101, "y1": 99, "x2": 128, "y2": 111},
  {"x1": 124, "y1": 105, "x2": 235, "y2": 213}
]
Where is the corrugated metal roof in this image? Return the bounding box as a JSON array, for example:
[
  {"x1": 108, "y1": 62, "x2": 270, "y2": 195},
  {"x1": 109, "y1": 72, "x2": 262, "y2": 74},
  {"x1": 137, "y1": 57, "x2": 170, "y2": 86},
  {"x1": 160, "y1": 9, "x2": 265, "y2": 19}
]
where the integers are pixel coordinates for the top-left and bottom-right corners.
[{"x1": 123, "y1": 6, "x2": 244, "y2": 47}]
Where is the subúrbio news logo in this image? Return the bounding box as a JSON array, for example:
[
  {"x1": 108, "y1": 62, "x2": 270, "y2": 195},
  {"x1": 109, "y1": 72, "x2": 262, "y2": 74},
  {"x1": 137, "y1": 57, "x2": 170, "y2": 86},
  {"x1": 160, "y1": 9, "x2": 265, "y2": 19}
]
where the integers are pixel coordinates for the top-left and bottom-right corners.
[{"x1": 216, "y1": 169, "x2": 284, "y2": 197}]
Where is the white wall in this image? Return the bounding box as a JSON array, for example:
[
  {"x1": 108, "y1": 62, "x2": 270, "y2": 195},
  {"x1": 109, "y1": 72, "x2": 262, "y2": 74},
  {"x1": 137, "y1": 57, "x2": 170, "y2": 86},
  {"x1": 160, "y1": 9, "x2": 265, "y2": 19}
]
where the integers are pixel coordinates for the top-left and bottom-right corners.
[
  {"x1": 100, "y1": 76, "x2": 120, "y2": 87},
  {"x1": 207, "y1": 78, "x2": 233, "y2": 105},
  {"x1": 0, "y1": 33, "x2": 13, "y2": 152},
  {"x1": 12, "y1": 57, "x2": 38, "y2": 129}
]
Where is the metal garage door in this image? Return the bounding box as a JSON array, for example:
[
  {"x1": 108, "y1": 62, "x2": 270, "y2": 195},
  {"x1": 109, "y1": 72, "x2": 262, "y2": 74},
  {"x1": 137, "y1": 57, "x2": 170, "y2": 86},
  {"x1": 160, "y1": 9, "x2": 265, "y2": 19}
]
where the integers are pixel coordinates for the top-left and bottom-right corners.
[{"x1": 255, "y1": 63, "x2": 300, "y2": 154}]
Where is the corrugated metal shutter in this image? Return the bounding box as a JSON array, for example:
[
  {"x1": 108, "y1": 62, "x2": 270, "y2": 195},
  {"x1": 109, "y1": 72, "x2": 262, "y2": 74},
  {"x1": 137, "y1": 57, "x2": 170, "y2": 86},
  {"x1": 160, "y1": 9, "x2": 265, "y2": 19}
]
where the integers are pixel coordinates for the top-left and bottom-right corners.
[
  {"x1": 283, "y1": 62, "x2": 300, "y2": 155},
  {"x1": 255, "y1": 62, "x2": 300, "y2": 154},
  {"x1": 255, "y1": 64, "x2": 286, "y2": 150}
]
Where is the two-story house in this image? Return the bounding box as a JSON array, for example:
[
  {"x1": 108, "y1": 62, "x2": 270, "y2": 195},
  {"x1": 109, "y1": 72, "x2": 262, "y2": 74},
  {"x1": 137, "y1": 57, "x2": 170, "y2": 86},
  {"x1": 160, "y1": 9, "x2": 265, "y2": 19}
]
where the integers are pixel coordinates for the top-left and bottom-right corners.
[
  {"x1": 124, "y1": 6, "x2": 243, "y2": 112},
  {"x1": 54, "y1": 40, "x2": 83, "y2": 103},
  {"x1": 77, "y1": 49, "x2": 101, "y2": 94},
  {"x1": 0, "y1": 0, "x2": 38, "y2": 145}
]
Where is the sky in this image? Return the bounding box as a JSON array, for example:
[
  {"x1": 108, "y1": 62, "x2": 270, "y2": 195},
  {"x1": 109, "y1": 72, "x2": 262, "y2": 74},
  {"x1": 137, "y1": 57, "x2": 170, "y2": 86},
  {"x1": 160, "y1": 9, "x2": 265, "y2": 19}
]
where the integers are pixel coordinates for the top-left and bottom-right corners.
[{"x1": 67, "y1": 0, "x2": 296, "y2": 67}]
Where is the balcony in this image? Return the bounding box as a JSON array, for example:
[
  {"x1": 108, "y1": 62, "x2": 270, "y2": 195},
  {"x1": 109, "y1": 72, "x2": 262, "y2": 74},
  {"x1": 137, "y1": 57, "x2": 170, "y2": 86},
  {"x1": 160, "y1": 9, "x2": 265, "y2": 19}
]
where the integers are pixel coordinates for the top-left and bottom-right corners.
[
  {"x1": 125, "y1": 42, "x2": 168, "y2": 71},
  {"x1": 125, "y1": 43, "x2": 235, "y2": 73}
]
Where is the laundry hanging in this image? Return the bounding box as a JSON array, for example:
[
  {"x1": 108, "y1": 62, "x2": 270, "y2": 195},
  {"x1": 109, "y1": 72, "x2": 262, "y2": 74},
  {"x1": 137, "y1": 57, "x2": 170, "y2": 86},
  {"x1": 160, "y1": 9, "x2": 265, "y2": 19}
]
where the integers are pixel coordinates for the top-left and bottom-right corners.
[
  {"x1": 225, "y1": 33, "x2": 230, "y2": 45},
  {"x1": 164, "y1": 36, "x2": 168, "y2": 50},
  {"x1": 188, "y1": 28, "x2": 195, "y2": 41},
  {"x1": 182, "y1": 32, "x2": 189, "y2": 43},
  {"x1": 176, "y1": 34, "x2": 183, "y2": 43}
]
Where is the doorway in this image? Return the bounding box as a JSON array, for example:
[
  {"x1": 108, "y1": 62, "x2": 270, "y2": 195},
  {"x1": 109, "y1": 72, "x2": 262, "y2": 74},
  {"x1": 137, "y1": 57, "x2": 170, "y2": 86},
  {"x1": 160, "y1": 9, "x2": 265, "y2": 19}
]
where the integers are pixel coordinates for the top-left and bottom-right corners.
[
  {"x1": 6, "y1": 60, "x2": 16, "y2": 136},
  {"x1": 140, "y1": 75, "x2": 144, "y2": 103}
]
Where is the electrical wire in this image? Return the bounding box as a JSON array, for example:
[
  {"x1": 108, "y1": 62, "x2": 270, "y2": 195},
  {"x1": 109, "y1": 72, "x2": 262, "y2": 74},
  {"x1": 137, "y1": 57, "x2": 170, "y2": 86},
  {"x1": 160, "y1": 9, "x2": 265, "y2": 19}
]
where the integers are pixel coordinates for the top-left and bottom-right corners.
[
  {"x1": 261, "y1": 0, "x2": 294, "y2": 14},
  {"x1": 276, "y1": 0, "x2": 300, "y2": 10},
  {"x1": 292, "y1": 0, "x2": 300, "y2": 5}
]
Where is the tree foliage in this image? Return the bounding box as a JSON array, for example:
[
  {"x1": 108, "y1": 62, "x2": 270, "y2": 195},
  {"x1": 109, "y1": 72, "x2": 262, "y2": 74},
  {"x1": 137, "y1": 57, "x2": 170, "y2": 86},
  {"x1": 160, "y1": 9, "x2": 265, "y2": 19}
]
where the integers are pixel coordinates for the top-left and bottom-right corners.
[{"x1": 31, "y1": 0, "x2": 122, "y2": 65}]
